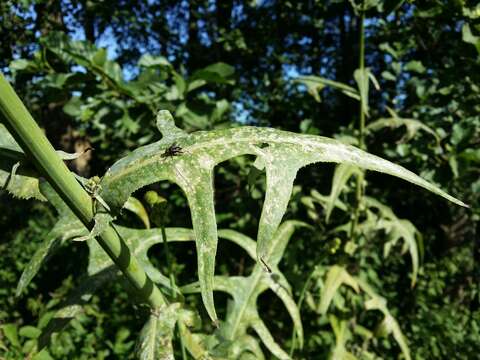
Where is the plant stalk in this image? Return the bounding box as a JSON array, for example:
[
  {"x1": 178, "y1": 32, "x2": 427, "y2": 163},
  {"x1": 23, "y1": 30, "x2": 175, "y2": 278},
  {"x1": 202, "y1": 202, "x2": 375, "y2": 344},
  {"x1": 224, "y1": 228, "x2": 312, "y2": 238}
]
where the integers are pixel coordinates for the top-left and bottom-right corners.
[
  {"x1": 358, "y1": 3, "x2": 366, "y2": 151},
  {"x1": 0, "y1": 73, "x2": 166, "y2": 310},
  {"x1": 350, "y1": 1, "x2": 366, "y2": 239},
  {"x1": 289, "y1": 265, "x2": 319, "y2": 357},
  {"x1": 160, "y1": 222, "x2": 177, "y2": 298}
]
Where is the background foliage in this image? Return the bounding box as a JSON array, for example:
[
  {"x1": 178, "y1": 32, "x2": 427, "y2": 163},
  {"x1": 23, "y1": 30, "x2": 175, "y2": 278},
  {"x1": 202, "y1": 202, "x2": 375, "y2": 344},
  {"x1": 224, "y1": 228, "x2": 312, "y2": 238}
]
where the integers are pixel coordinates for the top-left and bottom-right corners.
[{"x1": 0, "y1": 0, "x2": 479, "y2": 359}]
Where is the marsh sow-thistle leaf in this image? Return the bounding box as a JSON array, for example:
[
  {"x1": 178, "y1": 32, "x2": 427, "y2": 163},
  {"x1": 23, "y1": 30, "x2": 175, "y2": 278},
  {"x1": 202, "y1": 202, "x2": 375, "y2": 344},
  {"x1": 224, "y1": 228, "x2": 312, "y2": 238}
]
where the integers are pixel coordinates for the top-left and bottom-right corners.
[
  {"x1": 294, "y1": 75, "x2": 360, "y2": 102},
  {"x1": 366, "y1": 107, "x2": 439, "y2": 143},
  {"x1": 0, "y1": 124, "x2": 45, "y2": 201},
  {"x1": 325, "y1": 163, "x2": 362, "y2": 223},
  {"x1": 98, "y1": 110, "x2": 465, "y2": 323},
  {"x1": 319, "y1": 266, "x2": 411, "y2": 360},
  {"x1": 0, "y1": 124, "x2": 91, "y2": 201},
  {"x1": 135, "y1": 304, "x2": 179, "y2": 360},
  {"x1": 16, "y1": 182, "x2": 85, "y2": 297},
  {"x1": 182, "y1": 221, "x2": 306, "y2": 359}
]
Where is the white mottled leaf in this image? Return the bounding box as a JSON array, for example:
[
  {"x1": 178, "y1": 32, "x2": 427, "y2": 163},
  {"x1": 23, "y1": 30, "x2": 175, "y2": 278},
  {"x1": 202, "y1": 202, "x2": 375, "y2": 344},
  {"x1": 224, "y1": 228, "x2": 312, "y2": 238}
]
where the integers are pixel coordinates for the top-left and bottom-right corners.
[
  {"x1": 319, "y1": 265, "x2": 360, "y2": 314},
  {"x1": 16, "y1": 182, "x2": 85, "y2": 296},
  {"x1": 0, "y1": 124, "x2": 44, "y2": 200},
  {"x1": 182, "y1": 221, "x2": 305, "y2": 358},
  {"x1": 252, "y1": 319, "x2": 290, "y2": 360},
  {"x1": 318, "y1": 267, "x2": 411, "y2": 360},
  {"x1": 364, "y1": 197, "x2": 421, "y2": 286},
  {"x1": 329, "y1": 315, "x2": 358, "y2": 360},
  {"x1": 99, "y1": 110, "x2": 466, "y2": 324},
  {"x1": 325, "y1": 163, "x2": 361, "y2": 223},
  {"x1": 135, "y1": 304, "x2": 180, "y2": 360}
]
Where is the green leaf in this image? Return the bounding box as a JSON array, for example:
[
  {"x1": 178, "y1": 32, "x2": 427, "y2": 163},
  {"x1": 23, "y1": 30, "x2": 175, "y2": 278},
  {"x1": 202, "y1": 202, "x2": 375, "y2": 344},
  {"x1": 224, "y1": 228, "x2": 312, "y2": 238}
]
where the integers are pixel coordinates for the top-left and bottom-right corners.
[
  {"x1": 459, "y1": 148, "x2": 480, "y2": 163},
  {"x1": 366, "y1": 107, "x2": 440, "y2": 143},
  {"x1": 34, "y1": 225, "x2": 189, "y2": 350},
  {"x1": 329, "y1": 315, "x2": 358, "y2": 360},
  {"x1": 362, "y1": 281, "x2": 411, "y2": 360},
  {"x1": 19, "y1": 326, "x2": 41, "y2": 339},
  {"x1": 177, "y1": 322, "x2": 214, "y2": 359},
  {"x1": 462, "y1": 24, "x2": 480, "y2": 54},
  {"x1": 251, "y1": 319, "x2": 290, "y2": 360},
  {"x1": 32, "y1": 349, "x2": 54, "y2": 360},
  {"x1": 381, "y1": 71, "x2": 396, "y2": 81},
  {"x1": 42, "y1": 32, "x2": 126, "y2": 88},
  {"x1": 0, "y1": 123, "x2": 24, "y2": 156},
  {"x1": 10, "y1": 59, "x2": 34, "y2": 71},
  {"x1": 295, "y1": 76, "x2": 360, "y2": 102},
  {"x1": 92, "y1": 48, "x2": 107, "y2": 67},
  {"x1": 138, "y1": 54, "x2": 172, "y2": 68},
  {"x1": 304, "y1": 189, "x2": 348, "y2": 217},
  {"x1": 404, "y1": 60, "x2": 426, "y2": 74},
  {"x1": 63, "y1": 97, "x2": 83, "y2": 117},
  {"x1": 211, "y1": 99, "x2": 230, "y2": 123},
  {"x1": 463, "y1": 4, "x2": 480, "y2": 19},
  {"x1": 182, "y1": 221, "x2": 305, "y2": 358},
  {"x1": 86, "y1": 226, "x2": 197, "y2": 298},
  {"x1": 416, "y1": 5, "x2": 443, "y2": 18},
  {"x1": 379, "y1": 43, "x2": 398, "y2": 59},
  {"x1": 172, "y1": 71, "x2": 186, "y2": 98},
  {"x1": 1, "y1": 324, "x2": 20, "y2": 348},
  {"x1": 381, "y1": 217, "x2": 420, "y2": 286},
  {"x1": 192, "y1": 62, "x2": 235, "y2": 84},
  {"x1": 16, "y1": 216, "x2": 85, "y2": 296},
  {"x1": 325, "y1": 163, "x2": 362, "y2": 223},
  {"x1": 103, "y1": 61, "x2": 124, "y2": 84},
  {"x1": 319, "y1": 265, "x2": 360, "y2": 314},
  {"x1": 42, "y1": 32, "x2": 93, "y2": 68},
  {"x1": 72, "y1": 212, "x2": 112, "y2": 242},
  {"x1": 0, "y1": 124, "x2": 45, "y2": 200},
  {"x1": 364, "y1": 196, "x2": 422, "y2": 287},
  {"x1": 123, "y1": 196, "x2": 150, "y2": 228},
  {"x1": 376, "y1": 314, "x2": 410, "y2": 360},
  {"x1": 0, "y1": 163, "x2": 45, "y2": 201},
  {"x1": 318, "y1": 267, "x2": 411, "y2": 360},
  {"x1": 98, "y1": 110, "x2": 466, "y2": 323},
  {"x1": 187, "y1": 79, "x2": 207, "y2": 93},
  {"x1": 56, "y1": 148, "x2": 92, "y2": 161},
  {"x1": 175, "y1": 102, "x2": 210, "y2": 129},
  {"x1": 16, "y1": 182, "x2": 85, "y2": 296},
  {"x1": 135, "y1": 304, "x2": 180, "y2": 360},
  {"x1": 354, "y1": 68, "x2": 376, "y2": 117},
  {"x1": 36, "y1": 266, "x2": 116, "y2": 350}
]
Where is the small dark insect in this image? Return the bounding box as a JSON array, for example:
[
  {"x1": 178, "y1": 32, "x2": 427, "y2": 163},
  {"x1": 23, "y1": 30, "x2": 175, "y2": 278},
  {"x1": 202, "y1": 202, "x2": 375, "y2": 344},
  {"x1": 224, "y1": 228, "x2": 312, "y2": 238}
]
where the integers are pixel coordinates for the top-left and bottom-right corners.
[
  {"x1": 259, "y1": 257, "x2": 272, "y2": 273},
  {"x1": 161, "y1": 142, "x2": 183, "y2": 158}
]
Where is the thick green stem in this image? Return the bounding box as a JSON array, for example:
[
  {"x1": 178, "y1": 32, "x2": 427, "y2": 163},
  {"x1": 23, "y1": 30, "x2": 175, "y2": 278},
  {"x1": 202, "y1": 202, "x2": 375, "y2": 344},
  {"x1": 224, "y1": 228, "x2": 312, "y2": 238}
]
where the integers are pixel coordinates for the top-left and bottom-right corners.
[
  {"x1": 0, "y1": 73, "x2": 166, "y2": 309},
  {"x1": 358, "y1": 5, "x2": 366, "y2": 151},
  {"x1": 350, "y1": 2, "x2": 366, "y2": 239}
]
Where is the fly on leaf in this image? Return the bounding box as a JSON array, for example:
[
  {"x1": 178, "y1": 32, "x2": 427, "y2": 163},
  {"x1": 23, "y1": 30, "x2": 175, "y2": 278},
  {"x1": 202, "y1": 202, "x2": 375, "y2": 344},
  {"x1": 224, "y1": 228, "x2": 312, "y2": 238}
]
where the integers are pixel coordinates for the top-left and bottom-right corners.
[{"x1": 161, "y1": 143, "x2": 183, "y2": 158}]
